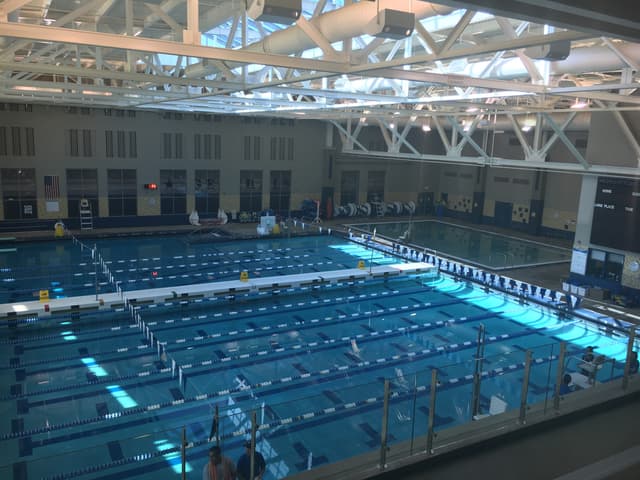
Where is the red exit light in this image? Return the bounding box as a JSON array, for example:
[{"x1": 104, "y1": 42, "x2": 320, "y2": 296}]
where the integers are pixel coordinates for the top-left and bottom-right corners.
[{"x1": 144, "y1": 183, "x2": 158, "y2": 190}]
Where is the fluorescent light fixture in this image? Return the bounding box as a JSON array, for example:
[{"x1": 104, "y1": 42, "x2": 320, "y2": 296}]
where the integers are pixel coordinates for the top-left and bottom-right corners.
[
  {"x1": 521, "y1": 116, "x2": 536, "y2": 131},
  {"x1": 414, "y1": 90, "x2": 535, "y2": 104},
  {"x1": 12, "y1": 304, "x2": 28, "y2": 313},
  {"x1": 14, "y1": 86, "x2": 63, "y2": 93},
  {"x1": 82, "y1": 90, "x2": 112, "y2": 96},
  {"x1": 570, "y1": 98, "x2": 589, "y2": 109}
]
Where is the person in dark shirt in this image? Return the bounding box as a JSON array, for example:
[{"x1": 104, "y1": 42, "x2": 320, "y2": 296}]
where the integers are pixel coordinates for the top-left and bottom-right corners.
[
  {"x1": 237, "y1": 441, "x2": 266, "y2": 480},
  {"x1": 559, "y1": 373, "x2": 573, "y2": 395},
  {"x1": 202, "y1": 446, "x2": 236, "y2": 480},
  {"x1": 630, "y1": 351, "x2": 639, "y2": 375},
  {"x1": 582, "y1": 346, "x2": 595, "y2": 363}
]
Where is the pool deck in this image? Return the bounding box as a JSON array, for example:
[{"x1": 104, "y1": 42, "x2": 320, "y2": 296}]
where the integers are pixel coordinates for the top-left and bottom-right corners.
[{"x1": 0, "y1": 262, "x2": 436, "y2": 319}]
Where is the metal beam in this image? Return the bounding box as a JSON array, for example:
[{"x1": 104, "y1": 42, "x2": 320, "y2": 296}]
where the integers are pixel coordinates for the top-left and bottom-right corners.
[
  {"x1": 0, "y1": 22, "x2": 350, "y2": 74},
  {"x1": 0, "y1": 60, "x2": 241, "y2": 89},
  {"x1": 438, "y1": 10, "x2": 476, "y2": 55},
  {"x1": 340, "y1": 149, "x2": 640, "y2": 177},
  {"x1": 495, "y1": 17, "x2": 542, "y2": 83},
  {"x1": 507, "y1": 114, "x2": 533, "y2": 159},
  {"x1": 144, "y1": 3, "x2": 183, "y2": 33},
  {"x1": 184, "y1": 0, "x2": 200, "y2": 45},
  {"x1": 537, "y1": 112, "x2": 577, "y2": 159},
  {"x1": 542, "y1": 113, "x2": 589, "y2": 168},
  {"x1": 144, "y1": 0, "x2": 182, "y2": 28},
  {"x1": 447, "y1": 115, "x2": 489, "y2": 159},
  {"x1": 0, "y1": 0, "x2": 108, "y2": 62},
  {"x1": 295, "y1": 16, "x2": 342, "y2": 62},
  {"x1": 601, "y1": 101, "x2": 640, "y2": 167},
  {"x1": 348, "y1": 30, "x2": 589, "y2": 75},
  {"x1": 431, "y1": 116, "x2": 451, "y2": 151},
  {"x1": 0, "y1": 0, "x2": 32, "y2": 20},
  {"x1": 413, "y1": 20, "x2": 439, "y2": 54},
  {"x1": 331, "y1": 120, "x2": 368, "y2": 152}
]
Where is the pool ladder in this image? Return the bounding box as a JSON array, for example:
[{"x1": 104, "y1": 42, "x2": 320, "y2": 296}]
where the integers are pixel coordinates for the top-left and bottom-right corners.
[{"x1": 80, "y1": 200, "x2": 93, "y2": 230}]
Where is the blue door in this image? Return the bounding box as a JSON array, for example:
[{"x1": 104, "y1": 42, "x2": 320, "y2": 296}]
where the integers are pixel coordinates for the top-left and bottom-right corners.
[{"x1": 494, "y1": 201, "x2": 512, "y2": 228}]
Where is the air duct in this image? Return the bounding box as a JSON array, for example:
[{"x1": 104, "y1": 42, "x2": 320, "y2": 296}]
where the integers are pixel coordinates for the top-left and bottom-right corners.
[
  {"x1": 247, "y1": 1, "x2": 451, "y2": 55},
  {"x1": 185, "y1": 2, "x2": 454, "y2": 77}
]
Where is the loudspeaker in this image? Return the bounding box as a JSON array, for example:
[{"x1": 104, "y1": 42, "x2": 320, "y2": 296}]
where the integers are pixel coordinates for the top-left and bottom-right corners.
[
  {"x1": 374, "y1": 9, "x2": 415, "y2": 39},
  {"x1": 524, "y1": 40, "x2": 571, "y2": 61},
  {"x1": 246, "y1": 0, "x2": 301, "y2": 24}
]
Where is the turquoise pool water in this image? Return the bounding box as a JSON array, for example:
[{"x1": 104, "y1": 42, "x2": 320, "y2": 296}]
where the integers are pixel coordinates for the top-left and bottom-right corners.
[
  {"x1": 0, "y1": 234, "x2": 632, "y2": 480},
  {"x1": 348, "y1": 220, "x2": 571, "y2": 269}
]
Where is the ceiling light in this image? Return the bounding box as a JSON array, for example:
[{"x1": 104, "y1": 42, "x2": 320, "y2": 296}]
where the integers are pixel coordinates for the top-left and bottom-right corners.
[
  {"x1": 389, "y1": 121, "x2": 395, "y2": 129},
  {"x1": 14, "y1": 85, "x2": 63, "y2": 93},
  {"x1": 422, "y1": 122, "x2": 431, "y2": 132},
  {"x1": 246, "y1": 0, "x2": 301, "y2": 24},
  {"x1": 82, "y1": 90, "x2": 112, "y2": 96},
  {"x1": 371, "y1": 9, "x2": 415, "y2": 39},
  {"x1": 570, "y1": 98, "x2": 589, "y2": 109}
]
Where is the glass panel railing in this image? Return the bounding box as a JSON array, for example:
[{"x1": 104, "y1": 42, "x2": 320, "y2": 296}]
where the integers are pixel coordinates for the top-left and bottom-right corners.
[
  {"x1": 2, "y1": 424, "x2": 191, "y2": 480},
  {"x1": 524, "y1": 342, "x2": 557, "y2": 417}
]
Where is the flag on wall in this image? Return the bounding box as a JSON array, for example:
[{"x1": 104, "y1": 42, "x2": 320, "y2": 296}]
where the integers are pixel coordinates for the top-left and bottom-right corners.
[{"x1": 44, "y1": 175, "x2": 60, "y2": 200}]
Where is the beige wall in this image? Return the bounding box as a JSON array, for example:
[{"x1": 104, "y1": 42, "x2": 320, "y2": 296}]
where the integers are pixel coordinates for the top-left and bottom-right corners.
[{"x1": 0, "y1": 105, "x2": 326, "y2": 219}]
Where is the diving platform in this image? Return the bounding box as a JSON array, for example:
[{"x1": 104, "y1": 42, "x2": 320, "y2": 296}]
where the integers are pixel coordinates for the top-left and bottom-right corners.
[{"x1": 0, "y1": 262, "x2": 436, "y2": 320}]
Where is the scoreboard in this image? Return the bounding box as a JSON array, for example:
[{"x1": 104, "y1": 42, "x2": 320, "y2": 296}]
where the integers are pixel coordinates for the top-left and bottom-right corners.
[{"x1": 590, "y1": 176, "x2": 640, "y2": 253}]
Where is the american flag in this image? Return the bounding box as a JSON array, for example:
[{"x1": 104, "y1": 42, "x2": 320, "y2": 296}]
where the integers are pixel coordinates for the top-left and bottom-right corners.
[{"x1": 44, "y1": 175, "x2": 60, "y2": 200}]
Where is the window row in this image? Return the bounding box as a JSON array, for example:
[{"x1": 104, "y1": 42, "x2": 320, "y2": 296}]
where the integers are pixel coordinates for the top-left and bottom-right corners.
[
  {"x1": 0, "y1": 127, "x2": 36, "y2": 156},
  {"x1": 340, "y1": 170, "x2": 387, "y2": 204},
  {"x1": 1, "y1": 168, "x2": 293, "y2": 219}
]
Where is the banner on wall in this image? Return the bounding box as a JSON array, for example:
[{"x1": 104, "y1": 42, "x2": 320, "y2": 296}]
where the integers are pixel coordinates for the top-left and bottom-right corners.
[
  {"x1": 45, "y1": 201, "x2": 60, "y2": 213},
  {"x1": 570, "y1": 247, "x2": 588, "y2": 275},
  {"x1": 44, "y1": 175, "x2": 60, "y2": 200}
]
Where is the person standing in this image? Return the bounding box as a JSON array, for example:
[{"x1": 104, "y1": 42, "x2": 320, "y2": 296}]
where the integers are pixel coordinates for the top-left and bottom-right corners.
[
  {"x1": 203, "y1": 446, "x2": 236, "y2": 480},
  {"x1": 630, "y1": 351, "x2": 639, "y2": 375},
  {"x1": 237, "y1": 441, "x2": 266, "y2": 480}
]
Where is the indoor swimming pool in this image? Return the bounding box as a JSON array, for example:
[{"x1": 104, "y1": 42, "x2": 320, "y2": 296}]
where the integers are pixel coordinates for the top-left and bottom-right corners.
[
  {"x1": 348, "y1": 220, "x2": 571, "y2": 269},
  {"x1": 0, "y1": 232, "x2": 636, "y2": 480}
]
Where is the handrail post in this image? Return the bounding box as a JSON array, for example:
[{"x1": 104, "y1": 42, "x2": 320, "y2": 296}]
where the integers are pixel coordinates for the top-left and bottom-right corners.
[
  {"x1": 519, "y1": 350, "x2": 533, "y2": 423},
  {"x1": 471, "y1": 324, "x2": 486, "y2": 417},
  {"x1": 379, "y1": 379, "x2": 390, "y2": 469},
  {"x1": 426, "y1": 368, "x2": 438, "y2": 455},
  {"x1": 553, "y1": 342, "x2": 567, "y2": 410},
  {"x1": 250, "y1": 410, "x2": 257, "y2": 480},
  {"x1": 623, "y1": 328, "x2": 636, "y2": 390},
  {"x1": 181, "y1": 426, "x2": 187, "y2": 480}
]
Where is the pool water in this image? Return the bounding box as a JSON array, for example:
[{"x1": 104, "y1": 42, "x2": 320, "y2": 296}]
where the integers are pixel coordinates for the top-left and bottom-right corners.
[
  {"x1": 0, "y1": 234, "x2": 395, "y2": 304},
  {"x1": 349, "y1": 220, "x2": 571, "y2": 269},
  {"x1": 0, "y1": 234, "x2": 631, "y2": 479}
]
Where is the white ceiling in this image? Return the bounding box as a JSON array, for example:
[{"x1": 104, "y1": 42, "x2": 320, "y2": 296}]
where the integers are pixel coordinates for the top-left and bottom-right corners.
[{"x1": 0, "y1": 0, "x2": 639, "y2": 124}]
